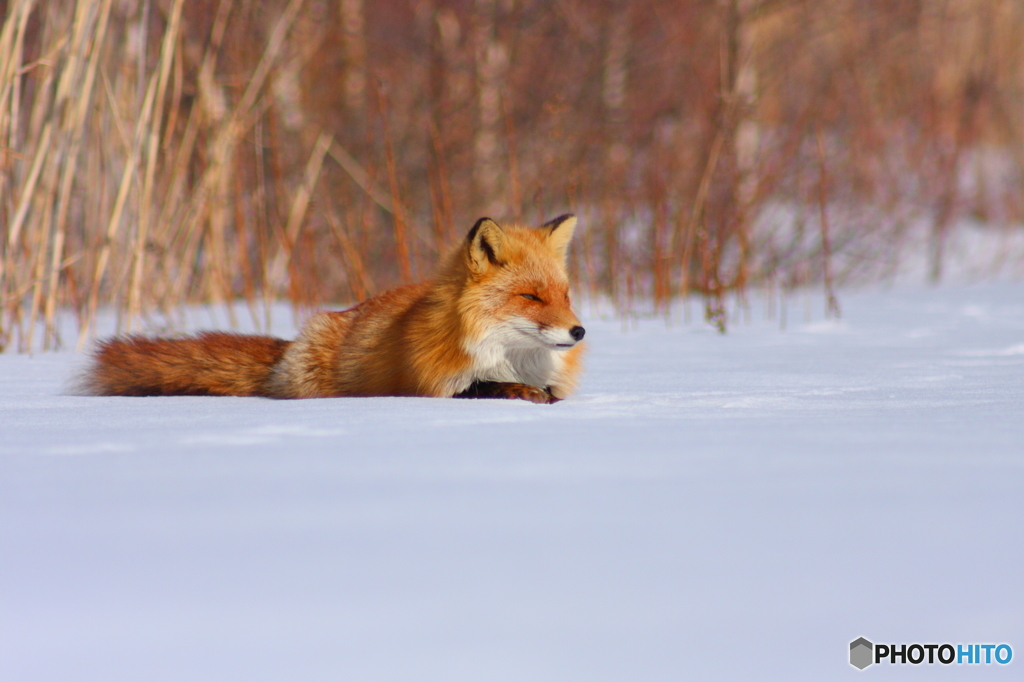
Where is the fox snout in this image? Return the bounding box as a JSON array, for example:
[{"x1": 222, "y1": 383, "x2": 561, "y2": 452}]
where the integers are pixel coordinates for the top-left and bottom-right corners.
[{"x1": 550, "y1": 324, "x2": 584, "y2": 348}]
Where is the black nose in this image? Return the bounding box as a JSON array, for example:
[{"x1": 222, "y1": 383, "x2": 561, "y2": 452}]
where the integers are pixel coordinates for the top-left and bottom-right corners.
[{"x1": 570, "y1": 326, "x2": 585, "y2": 341}]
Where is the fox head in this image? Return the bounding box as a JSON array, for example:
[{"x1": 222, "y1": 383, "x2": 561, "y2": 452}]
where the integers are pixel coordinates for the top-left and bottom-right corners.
[{"x1": 461, "y1": 214, "x2": 585, "y2": 351}]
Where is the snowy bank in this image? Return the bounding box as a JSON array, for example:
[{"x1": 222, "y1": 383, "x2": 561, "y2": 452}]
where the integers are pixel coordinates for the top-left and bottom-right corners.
[{"x1": 2, "y1": 283, "x2": 1023, "y2": 681}]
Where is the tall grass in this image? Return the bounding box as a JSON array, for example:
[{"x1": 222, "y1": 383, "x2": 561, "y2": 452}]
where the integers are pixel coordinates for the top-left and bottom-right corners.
[{"x1": 1, "y1": 0, "x2": 1022, "y2": 351}]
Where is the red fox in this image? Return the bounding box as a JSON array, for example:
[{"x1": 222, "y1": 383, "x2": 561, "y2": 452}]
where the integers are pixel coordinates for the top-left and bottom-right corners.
[{"x1": 83, "y1": 215, "x2": 585, "y2": 404}]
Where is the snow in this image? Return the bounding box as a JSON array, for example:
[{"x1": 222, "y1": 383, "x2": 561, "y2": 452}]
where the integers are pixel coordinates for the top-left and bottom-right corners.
[{"x1": 2, "y1": 283, "x2": 1023, "y2": 681}]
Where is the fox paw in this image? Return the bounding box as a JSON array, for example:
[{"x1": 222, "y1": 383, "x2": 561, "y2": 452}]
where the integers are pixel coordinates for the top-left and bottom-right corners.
[
  {"x1": 455, "y1": 381, "x2": 560, "y2": 404},
  {"x1": 508, "y1": 383, "x2": 560, "y2": 404}
]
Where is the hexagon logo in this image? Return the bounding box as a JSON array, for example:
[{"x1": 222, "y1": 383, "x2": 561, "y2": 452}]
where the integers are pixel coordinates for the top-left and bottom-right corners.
[{"x1": 850, "y1": 637, "x2": 873, "y2": 670}]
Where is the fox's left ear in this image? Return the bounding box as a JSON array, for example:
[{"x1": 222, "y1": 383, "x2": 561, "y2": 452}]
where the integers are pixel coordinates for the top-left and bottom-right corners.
[{"x1": 541, "y1": 214, "x2": 577, "y2": 263}]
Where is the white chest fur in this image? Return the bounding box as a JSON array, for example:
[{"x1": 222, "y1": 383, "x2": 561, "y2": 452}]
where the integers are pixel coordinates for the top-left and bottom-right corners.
[{"x1": 464, "y1": 326, "x2": 564, "y2": 389}]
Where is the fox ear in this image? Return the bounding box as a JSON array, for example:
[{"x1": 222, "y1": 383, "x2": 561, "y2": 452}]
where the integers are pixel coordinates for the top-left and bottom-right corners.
[
  {"x1": 466, "y1": 217, "x2": 505, "y2": 274},
  {"x1": 542, "y1": 214, "x2": 577, "y2": 262}
]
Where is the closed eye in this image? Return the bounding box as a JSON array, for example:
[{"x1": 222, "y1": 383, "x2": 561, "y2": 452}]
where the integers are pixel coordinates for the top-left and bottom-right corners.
[{"x1": 520, "y1": 293, "x2": 542, "y2": 302}]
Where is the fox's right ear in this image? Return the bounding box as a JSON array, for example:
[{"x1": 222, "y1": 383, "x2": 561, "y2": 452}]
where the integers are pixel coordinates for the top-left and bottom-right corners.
[{"x1": 466, "y1": 217, "x2": 505, "y2": 274}]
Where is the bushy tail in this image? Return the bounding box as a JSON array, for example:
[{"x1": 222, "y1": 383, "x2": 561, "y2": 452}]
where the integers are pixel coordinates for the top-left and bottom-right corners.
[{"x1": 83, "y1": 332, "x2": 291, "y2": 397}]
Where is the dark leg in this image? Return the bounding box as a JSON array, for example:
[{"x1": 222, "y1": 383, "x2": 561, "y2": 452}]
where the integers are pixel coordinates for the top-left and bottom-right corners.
[{"x1": 454, "y1": 381, "x2": 560, "y2": 404}]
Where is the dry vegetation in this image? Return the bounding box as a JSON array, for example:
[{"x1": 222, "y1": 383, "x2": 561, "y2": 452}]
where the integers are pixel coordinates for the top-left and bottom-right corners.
[{"x1": 2, "y1": 0, "x2": 1023, "y2": 350}]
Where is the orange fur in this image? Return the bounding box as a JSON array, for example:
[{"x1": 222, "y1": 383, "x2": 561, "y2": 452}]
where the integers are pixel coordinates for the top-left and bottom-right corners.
[{"x1": 84, "y1": 215, "x2": 586, "y2": 402}]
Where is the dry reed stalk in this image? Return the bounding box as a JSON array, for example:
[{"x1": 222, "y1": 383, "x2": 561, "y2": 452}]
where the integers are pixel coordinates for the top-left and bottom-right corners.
[
  {"x1": 163, "y1": 0, "x2": 304, "y2": 317},
  {"x1": 426, "y1": 141, "x2": 445, "y2": 257},
  {"x1": 44, "y1": 0, "x2": 115, "y2": 349},
  {"x1": 426, "y1": 117, "x2": 454, "y2": 245},
  {"x1": 675, "y1": 114, "x2": 729, "y2": 300},
  {"x1": 325, "y1": 203, "x2": 371, "y2": 302},
  {"x1": 651, "y1": 190, "x2": 669, "y2": 313},
  {"x1": 161, "y1": 21, "x2": 185, "y2": 155},
  {"x1": 328, "y1": 140, "x2": 399, "y2": 215},
  {"x1": 579, "y1": 213, "x2": 599, "y2": 303},
  {"x1": 601, "y1": 199, "x2": 619, "y2": 307},
  {"x1": 23, "y1": 185, "x2": 52, "y2": 351},
  {"x1": 77, "y1": 54, "x2": 162, "y2": 347},
  {"x1": 126, "y1": 0, "x2": 183, "y2": 332},
  {"x1": 275, "y1": 130, "x2": 332, "y2": 285},
  {"x1": 815, "y1": 127, "x2": 840, "y2": 318},
  {"x1": 165, "y1": 0, "x2": 234, "y2": 324},
  {"x1": 265, "y1": 108, "x2": 289, "y2": 301},
  {"x1": 207, "y1": 147, "x2": 240, "y2": 329},
  {"x1": 378, "y1": 84, "x2": 412, "y2": 283},
  {"x1": 1, "y1": 11, "x2": 43, "y2": 339},
  {"x1": 253, "y1": 116, "x2": 273, "y2": 331},
  {"x1": 31, "y1": 0, "x2": 90, "y2": 348},
  {"x1": 150, "y1": 91, "x2": 200, "y2": 262},
  {"x1": 237, "y1": 0, "x2": 306, "y2": 121},
  {"x1": 154, "y1": 0, "x2": 232, "y2": 247},
  {"x1": 356, "y1": 164, "x2": 377, "y2": 289},
  {"x1": 675, "y1": 1, "x2": 753, "y2": 319},
  {"x1": 502, "y1": 91, "x2": 522, "y2": 223},
  {"x1": 233, "y1": 166, "x2": 259, "y2": 331},
  {"x1": 2, "y1": 121, "x2": 50, "y2": 282},
  {"x1": 0, "y1": 0, "x2": 37, "y2": 210}
]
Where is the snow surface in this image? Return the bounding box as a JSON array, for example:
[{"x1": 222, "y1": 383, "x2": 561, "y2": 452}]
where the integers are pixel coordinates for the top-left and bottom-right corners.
[{"x1": 2, "y1": 284, "x2": 1023, "y2": 681}]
